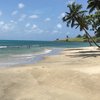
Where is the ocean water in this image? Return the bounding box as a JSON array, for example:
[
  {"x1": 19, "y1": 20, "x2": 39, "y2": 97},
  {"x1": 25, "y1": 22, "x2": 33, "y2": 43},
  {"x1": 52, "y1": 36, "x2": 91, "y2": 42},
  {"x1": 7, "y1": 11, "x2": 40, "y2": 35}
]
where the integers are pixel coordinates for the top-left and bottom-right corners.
[{"x1": 0, "y1": 40, "x2": 90, "y2": 67}]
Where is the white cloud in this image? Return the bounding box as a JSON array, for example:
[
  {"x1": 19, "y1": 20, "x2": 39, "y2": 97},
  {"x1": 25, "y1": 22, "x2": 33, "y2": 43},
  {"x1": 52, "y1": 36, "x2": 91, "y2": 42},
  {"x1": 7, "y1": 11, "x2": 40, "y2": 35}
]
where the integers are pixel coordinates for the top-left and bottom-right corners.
[
  {"x1": 67, "y1": 0, "x2": 75, "y2": 4},
  {"x1": 19, "y1": 14, "x2": 27, "y2": 21},
  {"x1": 57, "y1": 23, "x2": 62, "y2": 29},
  {"x1": 25, "y1": 23, "x2": 30, "y2": 27},
  {"x1": 29, "y1": 15, "x2": 39, "y2": 19},
  {"x1": 18, "y1": 3, "x2": 25, "y2": 9},
  {"x1": 32, "y1": 24, "x2": 38, "y2": 30},
  {"x1": 25, "y1": 24, "x2": 44, "y2": 34},
  {"x1": 58, "y1": 13, "x2": 65, "y2": 19},
  {"x1": 0, "y1": 11, "x2": 2, "y2": 16},
  {"x1": 10, "y1": 20, "x2": 17, "y2": 24},
  {"x1": 0, "y1": 21, "x2": 4, "y2": 25},
  {"x1": 44, "y1": 18, "x2": 51, "y2": 22},
  {"x1": 10, "y1": 20, "x2": 14, "y2": 23},
  {"x1": 2, "y1": 24, "x2": 10, "y2": 31},
  {"x1": 12, "y1": 10, "x2": 18, "y2": 16},
  {"x1": 0, "y1": 21, "x2": 15, "y2": 32},
  {"x1": 52, "y1": 30, "x2": 62, "y2": 34}
]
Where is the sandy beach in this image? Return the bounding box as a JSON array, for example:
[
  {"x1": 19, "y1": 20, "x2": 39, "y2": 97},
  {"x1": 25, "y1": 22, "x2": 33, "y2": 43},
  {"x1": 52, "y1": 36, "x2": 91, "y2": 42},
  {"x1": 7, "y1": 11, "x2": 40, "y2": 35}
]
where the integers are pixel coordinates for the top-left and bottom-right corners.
[{"x1": 0, "y1": 46, "x2": 100, "y2": 100}]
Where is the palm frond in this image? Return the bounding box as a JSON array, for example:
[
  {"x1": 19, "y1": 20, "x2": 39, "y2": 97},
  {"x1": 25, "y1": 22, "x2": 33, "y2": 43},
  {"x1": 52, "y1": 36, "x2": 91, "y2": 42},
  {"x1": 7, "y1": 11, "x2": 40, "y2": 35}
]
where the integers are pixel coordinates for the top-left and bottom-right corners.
[
  {"x1": 75, "y1": 24, "x2": 79, "y2": 29},
  {"x1": 89, "y1": 5, "x2": 96, "y2": 13},
  {"x1": 87, "y1": 0, "x2": 100, "y2": 13},
  {"x1": 71, "y1": 19, "x2": 75, "y2": 27},
  {"x1": 66, "y1": 20, "x2": 71, "y2": 27},
  {"x1": 63, "y1": 2, "x2": 87, "y2": 31}
]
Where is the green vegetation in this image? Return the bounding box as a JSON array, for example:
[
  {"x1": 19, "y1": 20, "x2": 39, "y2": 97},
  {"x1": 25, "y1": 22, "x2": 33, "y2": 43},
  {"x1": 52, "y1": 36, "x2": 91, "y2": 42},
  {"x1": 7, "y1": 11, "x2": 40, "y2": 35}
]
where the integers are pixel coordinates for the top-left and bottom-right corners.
[
  {"x1": 57, "y1": 37, "x2": 84, "y2": 42},
  {"x1": 68, "y1": 37, "x2": 85, "y2": 42},
  {"x1": 56, "y1": 37, "x2": 100, "y2": 42},
  {"x1": 62, "y1": 0, "x2": 100, "y2": 47}
]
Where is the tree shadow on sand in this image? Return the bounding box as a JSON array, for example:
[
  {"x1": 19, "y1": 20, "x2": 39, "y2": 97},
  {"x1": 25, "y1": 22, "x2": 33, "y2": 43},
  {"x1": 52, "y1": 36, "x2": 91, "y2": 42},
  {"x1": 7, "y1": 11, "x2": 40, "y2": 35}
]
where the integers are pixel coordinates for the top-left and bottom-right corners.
[{"x1": 66, "y1": 50, "x2": 100, "y2": 58}]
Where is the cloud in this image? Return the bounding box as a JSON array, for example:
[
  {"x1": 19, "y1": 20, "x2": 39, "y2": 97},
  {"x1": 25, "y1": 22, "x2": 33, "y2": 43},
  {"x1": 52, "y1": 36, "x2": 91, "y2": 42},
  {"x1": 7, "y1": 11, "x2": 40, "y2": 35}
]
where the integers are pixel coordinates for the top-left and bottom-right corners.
[
  {"x1": 29, "y1": 15, "x2": 39, "y2": 19},
  {"x1": 52, "y1": 30, "x2": 62, "y2": 34},
  {"x1": 32, "y1": 24, "x2": 38, "y2": 29},
  {"x1": 18, "y1": 3, "x2": 25, "y2": 9},
  {"x1": 25, "y1": 24, "x2": 44, "y2": 34},
  {"x1": 67, "y1": 0, "x2": 75, "y2": 4},
  {"x1": 58, "y1": 12, "x2": 65, "y2": 19},
  {"x1": 0, "y1": 21, "x2": 15, "y2": 32},
  {"x1": 0, "y1": 11, "x2": 2, "y2": 16},
  {"x1": 10, "y1": 20, "x2": 17, "y2": 24},
  {"x1": 19, "y1": 14, "x2": 27, "y2": 21},
  {"x1": 11, "y1": 10, "x2": 18, "y2": 16},
  {"x1": 0, "y1": 21, "x2": 4, "y2": 25},
  {"x1": 2, "y1": 24, "x2": 11, "y2": 31},
  {"x1": 57, "y1": 23, "x2": 62, "y2": 29},
  {"x1": 25, "y1": 23, "x2": 30, "y2": 27},
  {"x1": 44, "y1": 18, "x2": 51, "y2": 22}
]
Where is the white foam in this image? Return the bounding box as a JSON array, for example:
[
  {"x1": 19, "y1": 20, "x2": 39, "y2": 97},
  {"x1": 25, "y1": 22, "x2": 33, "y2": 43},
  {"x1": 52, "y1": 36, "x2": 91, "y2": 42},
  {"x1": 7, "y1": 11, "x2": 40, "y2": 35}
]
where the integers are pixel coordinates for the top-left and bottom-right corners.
[
  {"x1": 11, "y1": 49, "x2": 52, "y2": 58},
  {"x1": 32, "y1": 49, "x2": 52, "y2": 56},
  {"x1": 44, "y1": 49, "x2": 52, "y2": 54},
  {"x1": 0, "y1": 46, "x2": 7, "y2": 48}
]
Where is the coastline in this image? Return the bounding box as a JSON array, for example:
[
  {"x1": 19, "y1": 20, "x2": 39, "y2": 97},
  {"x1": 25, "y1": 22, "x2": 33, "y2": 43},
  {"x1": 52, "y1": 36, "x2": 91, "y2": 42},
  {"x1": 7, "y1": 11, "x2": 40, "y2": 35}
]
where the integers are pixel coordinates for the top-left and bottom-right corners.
[
  {"x1": 0, "y1": 40, "x2": 91, "y2": 67},
  {"x1": 0, "y1": 46, "x2": 100, "y2": 100},
  {"x1": 0, "y1": 48, "x2": 62, "y2": 68}
]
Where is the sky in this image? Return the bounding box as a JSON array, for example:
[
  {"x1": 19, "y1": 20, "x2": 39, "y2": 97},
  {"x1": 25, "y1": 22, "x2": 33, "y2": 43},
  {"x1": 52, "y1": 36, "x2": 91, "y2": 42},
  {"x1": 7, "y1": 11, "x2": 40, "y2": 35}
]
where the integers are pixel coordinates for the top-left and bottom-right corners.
[{"x1": 0, "y1": 0, "x2": 88, "y2": 40}]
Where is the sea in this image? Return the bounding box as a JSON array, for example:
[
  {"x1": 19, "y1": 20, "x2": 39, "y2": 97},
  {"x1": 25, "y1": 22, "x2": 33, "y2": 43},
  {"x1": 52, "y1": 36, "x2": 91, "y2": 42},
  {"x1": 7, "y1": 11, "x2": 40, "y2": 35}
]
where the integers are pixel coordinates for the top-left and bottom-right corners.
[{"x1": 0, "y1": 40, "x2": 91, "y2": 67}]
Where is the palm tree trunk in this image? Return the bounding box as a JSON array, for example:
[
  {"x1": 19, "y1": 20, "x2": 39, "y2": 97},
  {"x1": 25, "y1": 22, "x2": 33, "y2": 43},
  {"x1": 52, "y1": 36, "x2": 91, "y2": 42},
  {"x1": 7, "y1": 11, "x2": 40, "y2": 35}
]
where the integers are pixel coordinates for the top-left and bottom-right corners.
[
  {"x1": 86, "y1": 34, "x2": 93, "y2": 46},
  {"x1": 74, "y1": 17, "x2": 93, "y2": 46},
  {"x1": 84, "y1": 28, "x2": 100, "y2": 48}
]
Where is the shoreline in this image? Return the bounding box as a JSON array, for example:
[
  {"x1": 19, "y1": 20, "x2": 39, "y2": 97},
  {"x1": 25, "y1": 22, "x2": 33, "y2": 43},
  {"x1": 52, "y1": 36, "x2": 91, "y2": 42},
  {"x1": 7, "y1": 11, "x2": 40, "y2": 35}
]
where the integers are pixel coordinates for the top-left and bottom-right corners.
[
  {"x1": 0, "y1": 48, "x2": 62, "y2": 68},
  {"x1": 0, "y1": 46, "x2": 100, "y2": 100}
]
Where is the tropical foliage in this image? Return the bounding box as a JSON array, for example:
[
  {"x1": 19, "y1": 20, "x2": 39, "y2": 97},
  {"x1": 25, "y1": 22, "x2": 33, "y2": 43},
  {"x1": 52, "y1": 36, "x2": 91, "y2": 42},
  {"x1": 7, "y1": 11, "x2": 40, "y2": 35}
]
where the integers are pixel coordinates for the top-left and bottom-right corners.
[
  {"x1": 87, "y1": 0, "x2": 100, "y2": 38},
  {"x1": 87, "y1": 0, "x2": 100, "y2": 13},
  {"x1": 62, "y1": 0, "x2": 100, "y2": 48}
]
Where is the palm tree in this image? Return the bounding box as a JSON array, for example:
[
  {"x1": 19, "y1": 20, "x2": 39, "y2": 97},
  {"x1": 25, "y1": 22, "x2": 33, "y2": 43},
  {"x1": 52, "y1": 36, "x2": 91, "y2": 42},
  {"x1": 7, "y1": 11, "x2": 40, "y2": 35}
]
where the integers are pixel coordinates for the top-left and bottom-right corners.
[
  {"x1": 86, "y1": 14, "x2": 98, "y2": 35},
  {"x1": 87, "y1": 0, "x2": 100, "y2": 13},
  {"x1": 63, "y1": 2, "x2": 100, "y2": 47},
  {"x1": 94, "y1": 11, "x2": 100, "y2": 37},
  {"x1": 87, "y1": 0, "x2": 100, "y2": 37},
  {"x1": 63, "y1": 3, "x2": 87, "y2": 29},
  {"x1": 86, "y1": 11, "x2": 100, "y2": 37}
]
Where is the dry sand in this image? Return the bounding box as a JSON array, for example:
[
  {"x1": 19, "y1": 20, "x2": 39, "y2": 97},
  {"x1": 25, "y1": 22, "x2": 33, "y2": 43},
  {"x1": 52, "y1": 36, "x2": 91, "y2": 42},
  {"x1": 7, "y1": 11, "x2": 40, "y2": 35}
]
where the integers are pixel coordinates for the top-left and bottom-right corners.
[{"x1": 0, "y1": 46, "x2": 100, "y2": 100}]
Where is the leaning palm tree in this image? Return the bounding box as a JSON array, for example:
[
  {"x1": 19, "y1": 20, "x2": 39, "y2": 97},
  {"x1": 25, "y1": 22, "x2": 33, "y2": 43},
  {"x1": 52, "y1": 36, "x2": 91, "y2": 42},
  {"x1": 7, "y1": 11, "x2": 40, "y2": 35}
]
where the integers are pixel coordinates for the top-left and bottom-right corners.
[
  {"x1": 63, "y1": 2, "x2": 100, "y2": 47},
  {"x1": 87, "y1": 0, "x2": 100, "y2": 13}
]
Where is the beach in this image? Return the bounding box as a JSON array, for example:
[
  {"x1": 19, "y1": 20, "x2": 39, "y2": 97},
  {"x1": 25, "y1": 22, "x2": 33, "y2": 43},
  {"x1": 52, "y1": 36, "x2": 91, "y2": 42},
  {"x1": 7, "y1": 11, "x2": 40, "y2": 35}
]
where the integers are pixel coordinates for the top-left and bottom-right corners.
[{"x1": 0, "y1": 46, "x2": 100, "y2": 100}]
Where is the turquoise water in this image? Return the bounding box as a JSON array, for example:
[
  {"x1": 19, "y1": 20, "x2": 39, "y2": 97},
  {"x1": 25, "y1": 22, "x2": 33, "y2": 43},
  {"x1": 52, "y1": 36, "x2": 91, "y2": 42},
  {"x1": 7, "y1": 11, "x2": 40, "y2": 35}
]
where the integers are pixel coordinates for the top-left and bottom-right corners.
[{"x1": 0, "y1": 40, "x2": 91, "y2": 67}]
